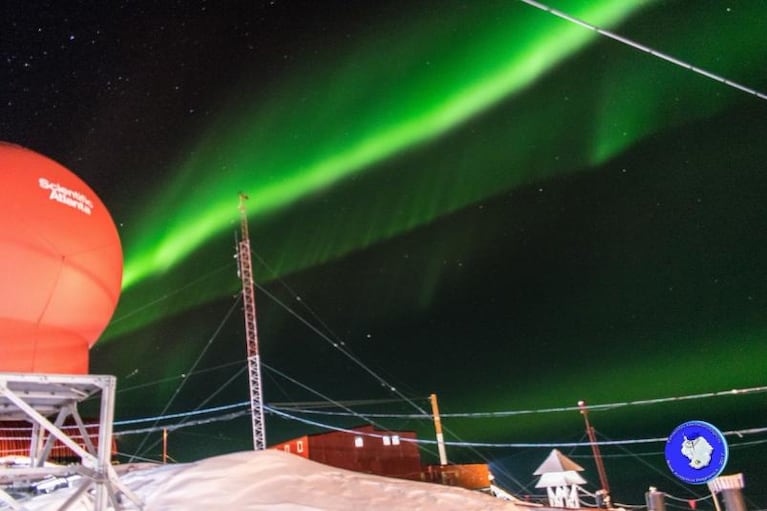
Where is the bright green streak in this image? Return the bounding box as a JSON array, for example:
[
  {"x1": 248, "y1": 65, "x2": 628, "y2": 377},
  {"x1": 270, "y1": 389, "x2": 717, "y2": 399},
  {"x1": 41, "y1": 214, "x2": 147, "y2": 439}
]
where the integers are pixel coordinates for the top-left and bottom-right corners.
[{"x1": 121, "y1": 1, "x2": 650, "y2": 291}]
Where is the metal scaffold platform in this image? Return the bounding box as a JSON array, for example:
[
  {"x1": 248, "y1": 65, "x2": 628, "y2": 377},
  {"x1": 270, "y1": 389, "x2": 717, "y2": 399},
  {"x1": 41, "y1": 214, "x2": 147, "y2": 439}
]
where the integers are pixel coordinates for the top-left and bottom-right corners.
[{"x1": 0, "y1": 372, "x2": 142, "y2": 511}]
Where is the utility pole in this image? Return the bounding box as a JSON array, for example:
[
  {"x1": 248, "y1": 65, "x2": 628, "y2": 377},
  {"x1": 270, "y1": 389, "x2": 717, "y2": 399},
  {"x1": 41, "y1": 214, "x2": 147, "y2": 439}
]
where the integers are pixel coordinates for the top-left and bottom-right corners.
[
  {"x1": 162, "y1": 427, "x2": 168, "y2": 464},
  {"x1": 430, "y1": 393, "x2": 448, "y2": 466},
  {"x1": 237, "y1": 193, "x2": 267, "y2": 450},
  {"x1": 578, "y1": 400, "x2": 610, "y2": 506}
]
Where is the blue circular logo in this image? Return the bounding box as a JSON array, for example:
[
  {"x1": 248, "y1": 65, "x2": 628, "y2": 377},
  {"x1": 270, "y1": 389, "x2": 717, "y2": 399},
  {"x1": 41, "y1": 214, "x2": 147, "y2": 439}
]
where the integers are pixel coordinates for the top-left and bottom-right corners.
[{"x1": 665, "y1": 421, "x2": 728, "y2": 484}]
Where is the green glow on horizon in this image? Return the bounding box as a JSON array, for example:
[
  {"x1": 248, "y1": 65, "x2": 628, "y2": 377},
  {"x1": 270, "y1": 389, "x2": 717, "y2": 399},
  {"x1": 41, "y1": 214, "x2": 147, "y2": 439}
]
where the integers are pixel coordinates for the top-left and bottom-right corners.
[
  {"x1": 459, "y1": 325, "x2": 767, "y2": 441},
  {"x1": 121, "y1": 1, "x2": 651, "y2": 291}
]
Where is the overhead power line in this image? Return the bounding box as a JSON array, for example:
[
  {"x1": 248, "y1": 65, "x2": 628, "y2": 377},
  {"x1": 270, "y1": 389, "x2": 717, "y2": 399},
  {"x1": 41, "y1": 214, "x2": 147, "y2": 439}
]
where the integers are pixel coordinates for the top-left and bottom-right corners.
[
  {"x1": 270, "y1": 397, "x2": 413, "y2": 409},
  {"x1": 127, "y1": 296, "x2": 242, "y2": 462},
  {"x1": 265, "y1": 405, "x2": 767, "y2": 449},
  {"x1": 260, "y1": 361, "x2": 439, "y2": 459},
  {"x1": 110, "y1": 384, "x2": 767, "y2": 432},
  {"x1": 109, "y1": 396, "x2": 767, "y2": 450},
  {"x1": 517, "y1": 0, "x2": 767, "y2": 102},
  {"x1": 252, "y1": 281, "x2": 431, "y2": 418},
  {"x1": 269, "y1": 385, "x2": 767, "y2": 419}
]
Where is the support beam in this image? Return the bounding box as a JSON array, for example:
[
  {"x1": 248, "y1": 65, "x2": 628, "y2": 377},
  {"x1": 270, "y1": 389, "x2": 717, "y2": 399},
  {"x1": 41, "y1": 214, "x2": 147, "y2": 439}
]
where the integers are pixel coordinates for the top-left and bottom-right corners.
[{"x1": 0, "y1": 372, "x2": 144, "y2": 510}]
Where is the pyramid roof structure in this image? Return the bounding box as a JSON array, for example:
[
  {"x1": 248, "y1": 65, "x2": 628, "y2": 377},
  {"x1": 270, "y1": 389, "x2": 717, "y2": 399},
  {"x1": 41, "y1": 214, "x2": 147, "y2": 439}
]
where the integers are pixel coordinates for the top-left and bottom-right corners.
[{"x1": 533, "y1": 449, "x2": 585, "y2": 475}]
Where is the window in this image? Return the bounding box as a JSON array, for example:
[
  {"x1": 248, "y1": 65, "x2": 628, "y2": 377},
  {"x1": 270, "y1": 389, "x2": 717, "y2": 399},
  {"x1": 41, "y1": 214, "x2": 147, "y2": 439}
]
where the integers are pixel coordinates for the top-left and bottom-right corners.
[
  {"x1": 392, "y1": 435, "x2": 400, "y2": 446},
  {"x1": 382, "y1": 435, "x2": 391, "y2": 446},
  {"x1": 297, "y1": 440, "x2": 304, "y2": 453},
  {"x1": 354, "y1": 436, "x2": 364, "y2": 448}
]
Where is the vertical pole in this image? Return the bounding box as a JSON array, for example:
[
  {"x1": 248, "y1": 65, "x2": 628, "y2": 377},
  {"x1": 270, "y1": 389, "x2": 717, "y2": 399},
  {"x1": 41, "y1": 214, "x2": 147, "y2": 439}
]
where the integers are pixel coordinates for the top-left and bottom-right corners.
[
  {"x1": 578, "y1": 400, "x2": 611, "y2": 500},
  {"x1": 163, "y1": 428, "x2": 168, "y2": 464},
  {"x1": 94, "y1": 376, "x2": 116, "y2": 511},
  {"x1": 29, "y1": 423, "x2": 43, "y2": 465},
  {"x1": 646, "y1": 487, "x2": 667, "y2": 511},
  {"x1": 711, "y1": 490, "x2": 723, "y2": 511},
  {"x1": 430, "y1": 393, "x2": 448, "y2": 466},
  {"x1": 720, "y1": 489, "x2": 746, "y2": 511}
]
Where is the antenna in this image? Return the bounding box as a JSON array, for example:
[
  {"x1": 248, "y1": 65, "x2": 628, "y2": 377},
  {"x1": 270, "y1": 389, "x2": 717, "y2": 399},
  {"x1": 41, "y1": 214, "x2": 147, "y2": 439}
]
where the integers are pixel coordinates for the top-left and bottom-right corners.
[{"x1": 237, "y1": 193, "x2": 266, "y2": 450}]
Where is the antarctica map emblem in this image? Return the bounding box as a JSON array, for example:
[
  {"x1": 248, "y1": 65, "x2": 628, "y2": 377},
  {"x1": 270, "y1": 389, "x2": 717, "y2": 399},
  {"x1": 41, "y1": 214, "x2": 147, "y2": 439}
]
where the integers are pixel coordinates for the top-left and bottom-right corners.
[{"x1": 665, "y1": 421, "x2": 729, "y2": 484}]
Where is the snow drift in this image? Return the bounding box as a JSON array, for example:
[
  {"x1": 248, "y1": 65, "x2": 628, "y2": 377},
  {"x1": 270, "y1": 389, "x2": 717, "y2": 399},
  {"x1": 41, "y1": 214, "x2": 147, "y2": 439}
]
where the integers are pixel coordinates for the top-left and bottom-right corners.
[{"x1": 23, "y1": 450, "x2": 521, "y2": 510}]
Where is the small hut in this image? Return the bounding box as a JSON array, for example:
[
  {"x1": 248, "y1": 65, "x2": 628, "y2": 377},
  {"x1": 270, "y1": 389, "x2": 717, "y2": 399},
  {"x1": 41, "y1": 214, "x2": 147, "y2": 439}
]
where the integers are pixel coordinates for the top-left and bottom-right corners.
[{"x1": 534, "y1": 449, "x2": 586, "y2": 508}]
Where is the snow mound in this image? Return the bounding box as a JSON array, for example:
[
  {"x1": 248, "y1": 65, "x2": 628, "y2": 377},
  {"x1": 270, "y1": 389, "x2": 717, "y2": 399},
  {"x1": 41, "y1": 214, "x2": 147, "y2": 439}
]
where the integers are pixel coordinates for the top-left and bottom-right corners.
[{"x1": 25, "y1": 450, "x2": 521, "y2": 510}]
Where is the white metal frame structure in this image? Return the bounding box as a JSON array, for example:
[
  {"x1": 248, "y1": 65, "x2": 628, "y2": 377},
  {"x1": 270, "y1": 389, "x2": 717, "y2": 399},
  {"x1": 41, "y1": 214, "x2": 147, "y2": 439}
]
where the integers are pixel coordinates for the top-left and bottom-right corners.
[
  {"x1": 0, "y1": 372, "x2": 143, "y2": 510},
  {"x1": 237, "y1": 194, "x2": 266, "y2": 451}
]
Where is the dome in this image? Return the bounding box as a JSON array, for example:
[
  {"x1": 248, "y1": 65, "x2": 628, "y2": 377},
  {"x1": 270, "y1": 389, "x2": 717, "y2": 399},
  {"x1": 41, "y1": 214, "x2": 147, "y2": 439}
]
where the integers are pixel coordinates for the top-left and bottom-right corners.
[{"x1": 0, "y1": 143, "x2": 123, "y2": 373}]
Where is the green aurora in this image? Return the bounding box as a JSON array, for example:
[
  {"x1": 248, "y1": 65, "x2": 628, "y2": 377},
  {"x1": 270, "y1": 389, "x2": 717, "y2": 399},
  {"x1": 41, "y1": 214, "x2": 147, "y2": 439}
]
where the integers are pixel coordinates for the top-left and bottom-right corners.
[
  {"x1": 84, "y1": 0, "x2": 767, "y2": 499},
  {"x1": 109, "y1": 0, "x2": 766, "y2": 341},
  {"x1": 6, "y1": 0, "x2": 767, "y2": 501},
  {"x1": 115, "y1": 1, "x2": 652, "y2": 320}
]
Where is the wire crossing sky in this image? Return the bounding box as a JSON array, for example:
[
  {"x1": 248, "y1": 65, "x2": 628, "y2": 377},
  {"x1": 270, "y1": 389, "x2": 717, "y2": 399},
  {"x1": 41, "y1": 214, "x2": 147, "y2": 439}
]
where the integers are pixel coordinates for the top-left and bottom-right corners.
[
  {"x1": 121, "y1": 1, "x2": 652, "y2": 291},
  {"x1": 7, "y1": 0, "x2": 767, "y2": 500},
  {"x1": 106, "y1": 0, "x2": 767, "y2": 345}
]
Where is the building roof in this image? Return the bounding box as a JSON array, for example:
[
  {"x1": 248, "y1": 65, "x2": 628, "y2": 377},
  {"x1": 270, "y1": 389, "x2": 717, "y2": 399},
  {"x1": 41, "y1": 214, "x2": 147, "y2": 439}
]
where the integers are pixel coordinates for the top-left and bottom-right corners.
[{"x1": 533, "y1": 449, "x2": 584, "y2": 475}]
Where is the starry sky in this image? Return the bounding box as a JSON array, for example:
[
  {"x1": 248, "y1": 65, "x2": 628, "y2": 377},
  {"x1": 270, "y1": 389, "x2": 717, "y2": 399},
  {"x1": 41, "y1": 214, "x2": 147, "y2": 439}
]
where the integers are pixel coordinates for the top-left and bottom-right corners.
[{"x1": 3, "y1": 0, "x2": 767, "y2": 504}]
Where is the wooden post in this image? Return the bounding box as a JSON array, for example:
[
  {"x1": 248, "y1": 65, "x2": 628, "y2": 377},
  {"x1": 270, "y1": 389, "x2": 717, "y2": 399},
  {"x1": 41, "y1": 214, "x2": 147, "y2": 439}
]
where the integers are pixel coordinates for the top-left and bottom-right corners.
[
  {"x1": 578, "y1": 400, "x2": 611, "y2": 503},
  {"x1": 430, "y1": 394, "x2": 448, "y2": 466}
]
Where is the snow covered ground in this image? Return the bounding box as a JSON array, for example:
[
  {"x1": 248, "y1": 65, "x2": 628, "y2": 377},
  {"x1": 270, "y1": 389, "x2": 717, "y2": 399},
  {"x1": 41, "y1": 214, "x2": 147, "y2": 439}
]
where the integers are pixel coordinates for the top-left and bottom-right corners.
[{"x1": 17, "y1": 450, "x2": 522, "y2": 510}]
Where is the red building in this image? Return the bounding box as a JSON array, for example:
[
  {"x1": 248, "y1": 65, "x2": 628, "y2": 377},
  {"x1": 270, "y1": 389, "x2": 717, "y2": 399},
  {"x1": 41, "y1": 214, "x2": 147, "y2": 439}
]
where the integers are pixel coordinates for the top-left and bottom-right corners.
[
  {"x1": 272, "y1": 425, "x2": 423, "y2": 480},
  {"x1": 272, "y1": 425, "x2": 494, "y2": 492}
]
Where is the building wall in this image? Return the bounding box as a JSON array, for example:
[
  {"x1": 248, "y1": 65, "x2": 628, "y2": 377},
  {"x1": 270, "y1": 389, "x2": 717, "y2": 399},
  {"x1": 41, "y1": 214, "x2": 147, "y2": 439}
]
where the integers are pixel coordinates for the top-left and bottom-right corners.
[
  {"x1": 421, "y1": 463, "x2": 492, "y2": 490},
  {"x1": 272, "y1": 426, "x2": 422, "y2": 480},
  {"x1": 272, "y1": 435, "x2": 310, "y2": 459}
]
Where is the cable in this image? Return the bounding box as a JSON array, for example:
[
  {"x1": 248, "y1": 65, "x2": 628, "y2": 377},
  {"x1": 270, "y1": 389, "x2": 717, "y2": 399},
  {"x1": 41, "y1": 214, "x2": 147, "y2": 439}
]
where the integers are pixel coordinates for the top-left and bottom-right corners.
[
  {"x1": 269, "y1": 384, "x2": 767, "y2": 419},
  {"x1": 116, "y1": 408, "x2": 251, "y2": 437},
  {"x1": 136, "y1": 365, "x2": 249, "y2": 459},
  {"x1": 110, "y1": 262, "x2": 235, "y2": 325},
  {"x1": 263, "y1": 362, "x2": 407, "y2": 432},
  {"x1": 248, "y1": 248, "x2": 432, "y2": 421},
  {"x1": 251, "y1": 250, "x2": 428, "y2": 402},
  {"x1": 594, "y1": 429, "x2": 704, "y2": 500},
  {"x1": 665, "y1": 494, "x2": 711, "y2": 503},
  {"x1": 114, "y1": 401, "x2": 249, "y2": 426},
  {"x1": 270, "y1": 397, "x2": 416, "y2": 409},
  {"x1": 517, "y1": 0, "x2": 767, "y2": 101},
  {"x1": 127, "y1": 295, "x2": 241, "y2": 462},
  {"x1": 261, "y1": 362, "x2": 440, "y2": 459},
  {"x1": 261, "y1": 406, "x2": 767, "y2": 448},
  {"x1": 249, "y1": 251, "x2": 339, "y2": 344},
  {"x1": 250, "y1": 250, "x2": 525, "y2": 490},
  {"x1": 116, "y1": 360, "x2": 244, "y2": 395},
  {"x1": 254, "y1": 281, "x2": 432, "y2": 417},
  {"x1": 264, "y1": 405, "x2": 653, "y2": 448}
]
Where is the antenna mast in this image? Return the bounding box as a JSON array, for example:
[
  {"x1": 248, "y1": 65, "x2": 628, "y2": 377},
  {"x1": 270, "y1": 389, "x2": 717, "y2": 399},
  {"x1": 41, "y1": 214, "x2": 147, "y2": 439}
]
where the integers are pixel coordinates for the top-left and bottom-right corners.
[
  {"x1": 578, "y1": 400, "x2": 610, "y2": 504},
  {"x1": 237, "y1": 193, "x2": 266, "y2": 450}
]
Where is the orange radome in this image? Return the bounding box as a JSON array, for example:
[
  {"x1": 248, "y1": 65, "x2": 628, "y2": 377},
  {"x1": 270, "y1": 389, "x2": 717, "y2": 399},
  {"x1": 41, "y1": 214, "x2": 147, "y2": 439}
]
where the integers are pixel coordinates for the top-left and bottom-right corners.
[{"x1": 0, "y1": 143, "x2": 122, "y2": 373}]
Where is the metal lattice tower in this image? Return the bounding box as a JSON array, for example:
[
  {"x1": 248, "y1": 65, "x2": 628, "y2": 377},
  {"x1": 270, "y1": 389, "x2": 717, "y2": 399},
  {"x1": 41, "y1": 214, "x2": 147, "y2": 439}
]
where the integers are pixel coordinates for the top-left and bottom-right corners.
[{"x1": 237, "y1": 193, "x2": 266, "y2": 450}]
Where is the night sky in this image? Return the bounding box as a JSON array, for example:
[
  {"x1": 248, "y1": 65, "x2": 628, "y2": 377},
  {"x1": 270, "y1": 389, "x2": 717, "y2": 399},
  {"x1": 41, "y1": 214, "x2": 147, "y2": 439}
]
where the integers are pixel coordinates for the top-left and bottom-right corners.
[{"x1": 3, "y1": 0, "x2": 767, "y2": 505}]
